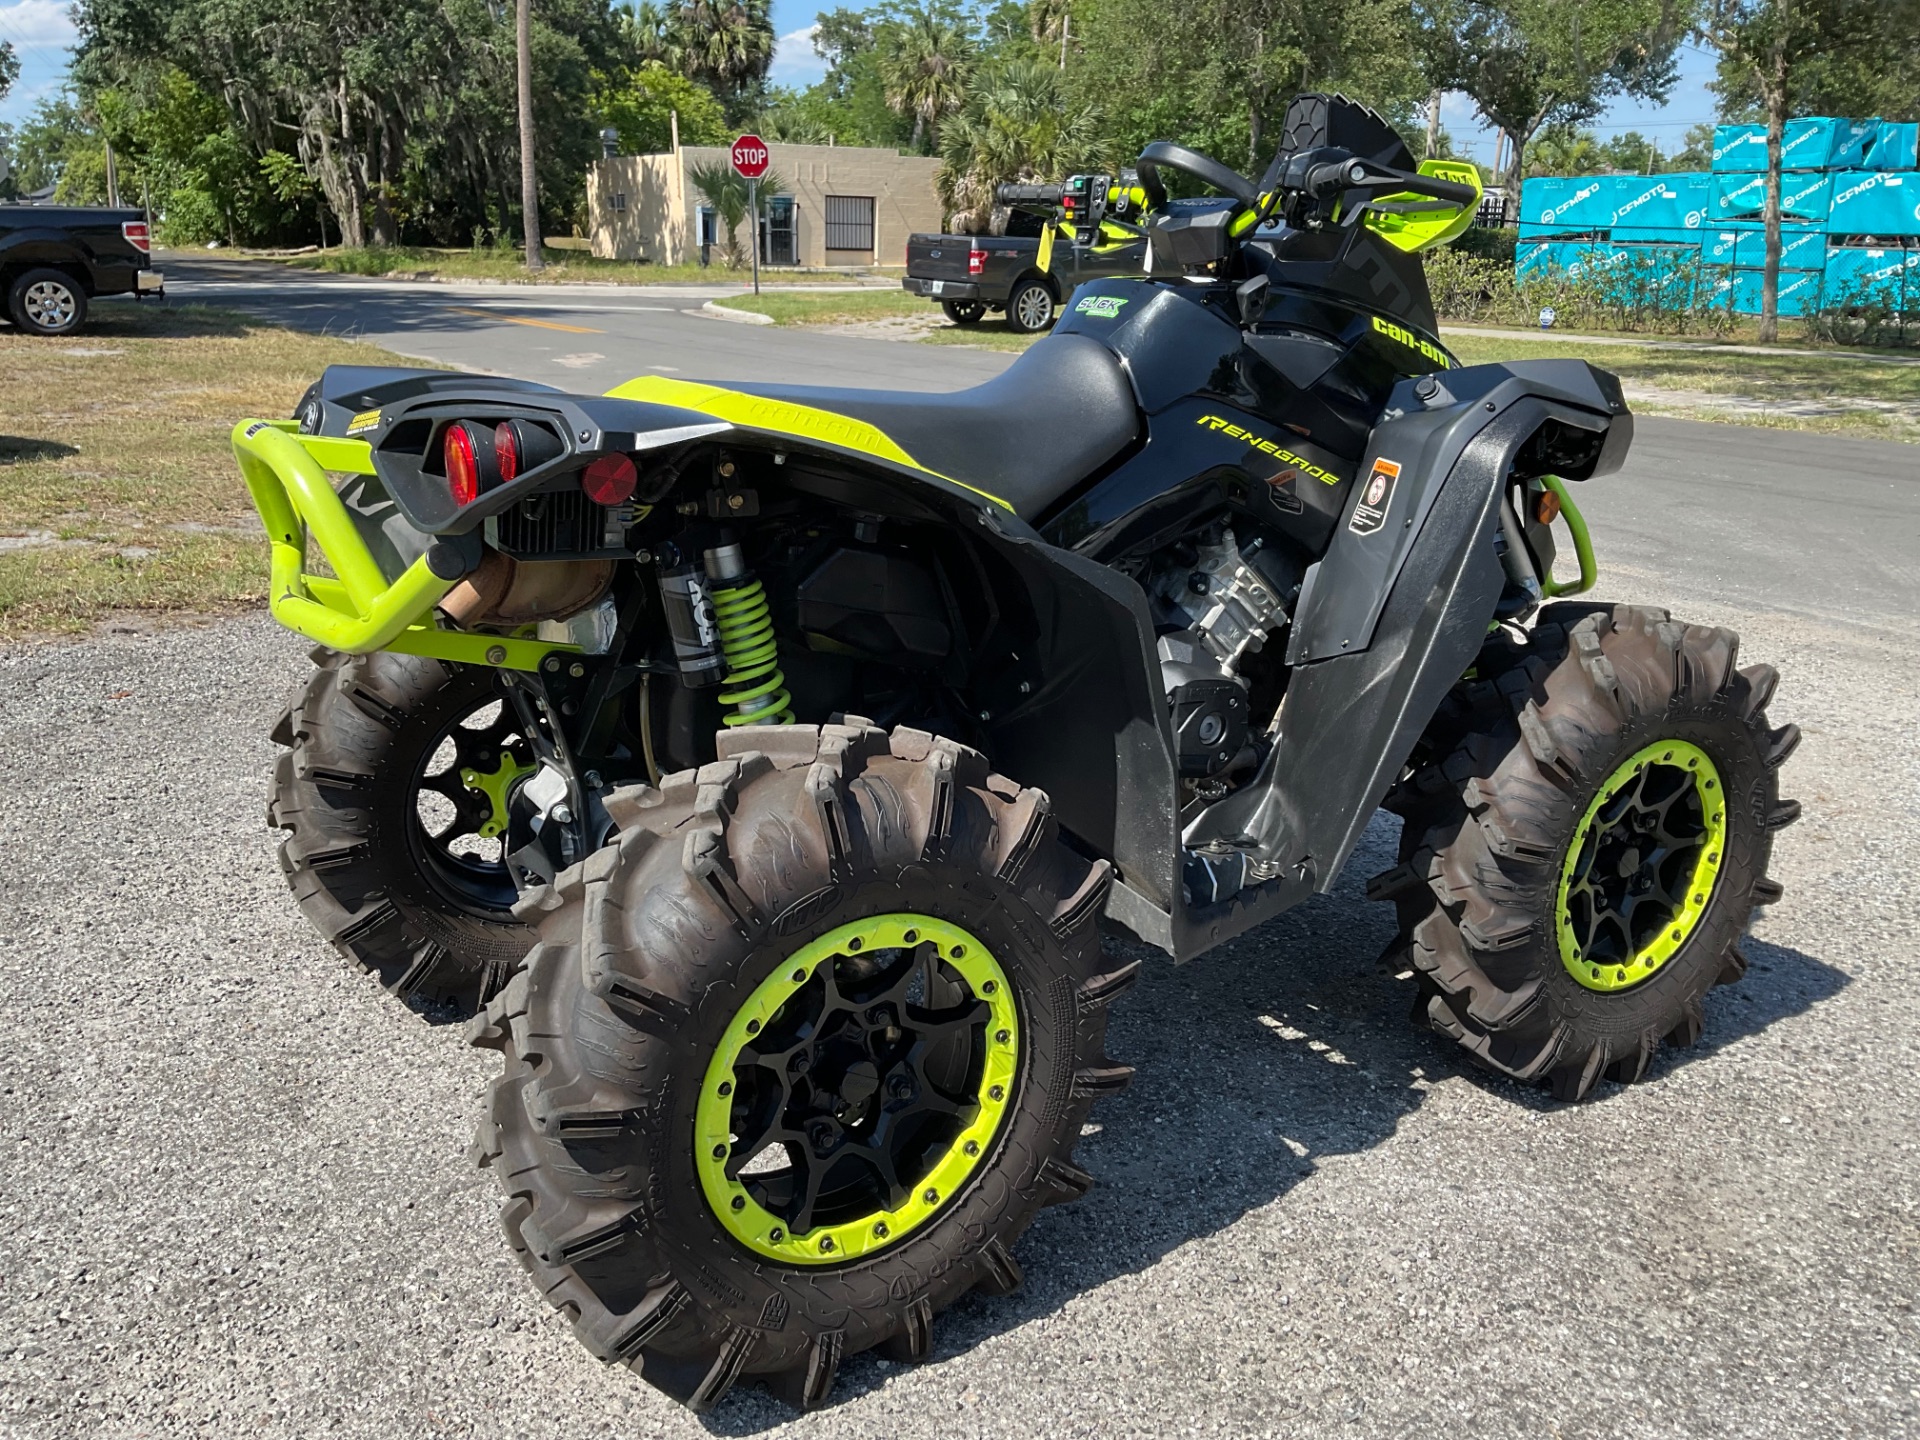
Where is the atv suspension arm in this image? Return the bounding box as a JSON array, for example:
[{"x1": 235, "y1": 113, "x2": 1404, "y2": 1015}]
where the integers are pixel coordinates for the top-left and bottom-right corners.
[{"x1": 232, "y1": 419, "x2": 575, "y2": 672}]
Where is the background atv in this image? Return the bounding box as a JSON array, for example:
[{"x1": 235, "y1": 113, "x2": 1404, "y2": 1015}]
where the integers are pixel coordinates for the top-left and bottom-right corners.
[{"x1": 237, "y1": 93, "x2": 1796, "y2": 1412}]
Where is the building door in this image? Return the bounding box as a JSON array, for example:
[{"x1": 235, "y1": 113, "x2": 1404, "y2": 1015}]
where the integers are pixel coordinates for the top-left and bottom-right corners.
[
  {"x1": 697, "y1": 206, "x2": 718, "y2": 266},
  {"x1": 761, "y1": 196, "x2": 796, "y2": 265}
]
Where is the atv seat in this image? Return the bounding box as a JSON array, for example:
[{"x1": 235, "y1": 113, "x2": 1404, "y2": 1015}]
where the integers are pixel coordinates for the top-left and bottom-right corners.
[{"x1": 734, "y1": 334, "x2": 1140, "y2": 520}]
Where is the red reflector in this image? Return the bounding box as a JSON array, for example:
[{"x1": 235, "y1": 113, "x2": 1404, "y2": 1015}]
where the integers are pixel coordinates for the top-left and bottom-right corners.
[
  {"x1": 122, "y1": 220, "x2": 150, "y2": 253},
  {"x1": 581, "y1": 453, "x2": 638, "y2": 506},
  {"x1": 494, "y1": 422, "x2": 519, "y2": 485},
  {"x1": 445, "y1": 425, "x2": 480, "y2": 506},
  {"x1": 968, "y1": 247, "x2": 986, "y2": 277}
]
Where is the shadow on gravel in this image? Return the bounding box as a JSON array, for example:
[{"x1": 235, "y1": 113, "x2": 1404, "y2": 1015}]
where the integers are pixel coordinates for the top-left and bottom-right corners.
[{"x1": 696, "y1": 819, "x2": 1849, "y2": 1431}]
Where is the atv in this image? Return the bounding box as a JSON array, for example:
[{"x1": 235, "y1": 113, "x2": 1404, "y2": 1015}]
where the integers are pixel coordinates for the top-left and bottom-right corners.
[{"x1": 236, "y1": 95, "x2": 1797, "y2": 1412}]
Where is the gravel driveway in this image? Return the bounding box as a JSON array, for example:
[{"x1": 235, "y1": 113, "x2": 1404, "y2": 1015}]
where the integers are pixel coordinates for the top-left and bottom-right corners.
[{"x1": 2, "y1": 462, "x2": 1917, "y2": 1438}]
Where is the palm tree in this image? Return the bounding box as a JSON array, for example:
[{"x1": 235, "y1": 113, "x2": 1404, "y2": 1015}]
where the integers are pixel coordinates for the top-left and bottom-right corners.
[
  {"x1": 937, "y1": 58, "x2": 1106, "y2": 232},
  {"x1": 878, "y1": 9, "x2": 975, "y2": 152},
  {"x1": 673, "y1": 0, "x2": 776, "y2": 100},
  {"x1": 687, "y1": 159, "x2": 788, "y2": 268}
]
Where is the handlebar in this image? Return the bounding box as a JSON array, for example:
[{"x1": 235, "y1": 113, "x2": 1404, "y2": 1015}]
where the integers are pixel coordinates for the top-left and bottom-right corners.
[
  {"x1": 994, "y1": 182, "x2": 1068, "y2": 206},
  {"x1": 1301, "y1": 156, "x2": 1478, "y2": 207}
]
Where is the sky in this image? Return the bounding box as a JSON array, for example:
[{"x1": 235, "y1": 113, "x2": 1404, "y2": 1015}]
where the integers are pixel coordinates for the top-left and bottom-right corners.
[{"x1": 2, "y1": 0, "x2": 1725, "y2": 159}]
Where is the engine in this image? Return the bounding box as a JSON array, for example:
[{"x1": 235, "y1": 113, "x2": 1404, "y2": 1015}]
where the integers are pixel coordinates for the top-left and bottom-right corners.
[{"x1": 1147, "y1": 526, "x2": 1301, "y2": 782}]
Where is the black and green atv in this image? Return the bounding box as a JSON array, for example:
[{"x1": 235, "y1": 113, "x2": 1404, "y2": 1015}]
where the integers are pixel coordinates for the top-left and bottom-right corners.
[{"x1": 238, "y1": 94, "x2": 1797, "y2": 1412}]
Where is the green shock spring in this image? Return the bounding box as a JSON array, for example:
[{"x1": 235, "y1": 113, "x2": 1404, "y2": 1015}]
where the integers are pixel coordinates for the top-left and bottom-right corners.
[{"x1": 711, "y1": 572, "x2": 794, "y2": 726}]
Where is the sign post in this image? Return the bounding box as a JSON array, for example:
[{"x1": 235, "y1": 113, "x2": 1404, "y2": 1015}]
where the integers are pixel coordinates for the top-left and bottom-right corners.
[{"x1": 730, "y1": 134, "x2": 770, "y2": 296}]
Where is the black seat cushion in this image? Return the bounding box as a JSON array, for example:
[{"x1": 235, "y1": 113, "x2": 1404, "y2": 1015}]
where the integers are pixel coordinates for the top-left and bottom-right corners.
[{"x1": 733, "y1": 334, "x2": 1139, "y2": 519}]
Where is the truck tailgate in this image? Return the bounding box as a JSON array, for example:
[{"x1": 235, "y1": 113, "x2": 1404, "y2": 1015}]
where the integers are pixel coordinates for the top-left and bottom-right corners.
[{"x1": 905, "y1": 235, "x2": 976, "y2": 283}]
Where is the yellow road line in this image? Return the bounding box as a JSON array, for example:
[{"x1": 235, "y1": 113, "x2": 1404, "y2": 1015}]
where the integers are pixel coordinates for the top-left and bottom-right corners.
[{"x1": 446, "y1": 307, "x2": 603, "y2": 334}]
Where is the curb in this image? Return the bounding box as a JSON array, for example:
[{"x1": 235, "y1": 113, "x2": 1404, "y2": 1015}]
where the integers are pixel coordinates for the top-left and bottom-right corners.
[{"x1": 698, "y1": 301, "x2": 775, "y2": 326}]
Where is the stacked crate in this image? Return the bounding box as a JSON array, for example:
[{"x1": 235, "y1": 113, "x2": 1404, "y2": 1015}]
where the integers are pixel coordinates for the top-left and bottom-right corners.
[{"x1": 1516, "y1": 117, "x2": 1920, "y2": 316}]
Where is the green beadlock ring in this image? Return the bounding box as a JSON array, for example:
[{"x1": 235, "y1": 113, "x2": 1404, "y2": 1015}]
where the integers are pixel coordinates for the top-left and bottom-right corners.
[
  {"x1": 1556, "y1": 739, "x2": 1727, "y2": 993},
  {"x1": 694, "y1": 913, "x2": 1019, "y2": 1265}
]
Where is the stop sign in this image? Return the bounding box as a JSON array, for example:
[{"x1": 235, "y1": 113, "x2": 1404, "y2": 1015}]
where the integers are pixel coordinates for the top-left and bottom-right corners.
[{"x1": 730, "y1": 135, "x2": 770, "y2": 180}]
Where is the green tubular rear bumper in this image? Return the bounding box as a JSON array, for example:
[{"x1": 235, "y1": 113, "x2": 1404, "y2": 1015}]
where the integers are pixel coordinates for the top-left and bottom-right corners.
[{"x1": 232, "y1": 419, "x2": 574, "y2": 672}]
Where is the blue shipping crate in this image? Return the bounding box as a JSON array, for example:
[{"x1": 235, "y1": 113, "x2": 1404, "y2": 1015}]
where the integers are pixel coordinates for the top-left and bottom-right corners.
[
  {"x1": 1711, "y1": 170, "x2": 1833, "y2": 223},
  {"x1": 1610, "y1": 226, "x2": 1705, "y2": 246},
  {"x1": 1731, "y1": 269, "x2": 1826, "y2": 316},
  {"x1": 1702, "y1": 229, "x2": 1744, "y2": 265},
  {"x1": 1733, "y1": 227, "x2": 1831, "y2": 269},
  {"x1": 1713, "y1": 118, "x2": 1875, "y2": 172},
  {"x1": 1606, "y1": 173, "x2": 1714, "y2": 230},
  {"x1": 1516, "y1": 240, "x2": 1590, "y2": 279},
  {"x1": 1521, "y1": 176, "x2": 1617, "y2": 229},
  {"x1": 1867, "y1": 122, "x2": 1920, "y2": 172},
  {"x1": 1828, "y1": 171, "x2": 1920, "y2": 234},
  {"x1": 1824, "y1": 246, "x2": 1920, "y2": 308}
]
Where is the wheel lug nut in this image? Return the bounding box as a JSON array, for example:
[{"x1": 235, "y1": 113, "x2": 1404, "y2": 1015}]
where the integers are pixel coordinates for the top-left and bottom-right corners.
[
  {"x1": 887, "y1": 1075, "x2": 913, "y2": 1100},
  {"x1": 790, "y1": 1050, "x2": 812, "y2": 1074}
]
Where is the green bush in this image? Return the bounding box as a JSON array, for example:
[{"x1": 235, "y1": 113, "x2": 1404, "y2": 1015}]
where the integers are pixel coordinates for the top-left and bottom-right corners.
[{"x1": 1424, "y1": 243, "x2": 1737, "y2": 338}]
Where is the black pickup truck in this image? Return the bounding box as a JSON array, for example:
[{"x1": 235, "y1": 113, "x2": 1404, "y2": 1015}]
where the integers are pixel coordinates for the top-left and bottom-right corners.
[
  {"x1": 903, "y1": 175, "x2": 1149, "y2": 332},
  {"x1": 0, "y1": 205, "x2": 164, "y2": 336}
]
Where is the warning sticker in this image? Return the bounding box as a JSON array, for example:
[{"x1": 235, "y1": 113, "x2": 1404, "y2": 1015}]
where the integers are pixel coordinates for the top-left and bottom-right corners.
[
  {"x1": 1348, "y1": 457, "x2": 1401, "y2": 536},
  {"x1": 346, "y1": 408, "x2": 382, "y2": 436}
]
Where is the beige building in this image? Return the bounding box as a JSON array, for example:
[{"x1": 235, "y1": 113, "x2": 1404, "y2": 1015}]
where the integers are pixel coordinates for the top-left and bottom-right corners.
[{"x1": 587, "y1": 143, "x2": 944, "y2": 269}]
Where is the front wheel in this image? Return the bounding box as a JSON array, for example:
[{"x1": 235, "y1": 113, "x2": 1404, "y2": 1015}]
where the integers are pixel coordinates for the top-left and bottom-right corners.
[
  {"x1": 470, "y1": 721, "x2": 1131, "y2": 1411},
  {"x1": 1375, "y1": 605, "x2": 1800, "y2": 1101},
  {"x1": 940, "y1": 299, "x2": 985, "y2": 325},
  {"x1": 8, "y1": 268, "x2": 88, "y2": 336},
  {"x1": 1003, "y1": 278, "x2": 1057, "y2": 334}
]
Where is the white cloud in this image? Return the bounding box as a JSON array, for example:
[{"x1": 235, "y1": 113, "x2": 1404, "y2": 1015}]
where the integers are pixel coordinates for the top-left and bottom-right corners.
[
  {"x1": 0, "y1": 0, "x2": 79, "y2": 50},
  {"x1": 768, "y1": 24, "x2": 826, "y2": 88}
]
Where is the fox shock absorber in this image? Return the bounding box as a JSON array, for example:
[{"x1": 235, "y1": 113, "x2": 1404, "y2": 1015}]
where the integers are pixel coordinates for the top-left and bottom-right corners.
[{"x1": 703, "y1": 542, "x2": 795, "y2": 726}]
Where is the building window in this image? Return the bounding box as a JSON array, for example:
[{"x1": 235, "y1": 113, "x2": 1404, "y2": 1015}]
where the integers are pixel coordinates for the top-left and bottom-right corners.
[
  {"x1": 824, "y1": 194, "x2": 875, "y2": 251},
  {"x1": 612, "y1": 192, "x2": 628, "y2": 212}
]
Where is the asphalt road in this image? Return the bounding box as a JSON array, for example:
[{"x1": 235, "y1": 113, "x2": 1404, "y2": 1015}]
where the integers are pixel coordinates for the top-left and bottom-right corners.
[{"x1": 2, "y1": 262, "x2": 1916, "y2": 1439}]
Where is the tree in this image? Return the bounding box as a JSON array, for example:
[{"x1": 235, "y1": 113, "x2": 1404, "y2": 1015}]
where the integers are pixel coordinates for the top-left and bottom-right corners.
[
  {"x1": 685, "y1": 157, "x2": 786, "y2": 265},
  {"x1": 1, "y1": 40, "x2": 19, "y2": 104},
  {"x1": 878, "y1": 7, "x2": 976, "y2": 151},
  {"x1": 600, "y1": 60, "x2": 729, "y2": 154},
  {"x1": 671, "y1": 0, "x2": 775, "y2": 101},
  {"x1": 1414, "y1": 0, "x2": 1687, "y2": 211},
  {"x1": 1710, "y1": 0, "x2": 1920, "y2": 120},
  {"x1": 1697, "y1": 0, "x2": 1883, "y2": 341},
  {"x1": 937, "y1": 56, "x2": 1105, "y2": 229}
]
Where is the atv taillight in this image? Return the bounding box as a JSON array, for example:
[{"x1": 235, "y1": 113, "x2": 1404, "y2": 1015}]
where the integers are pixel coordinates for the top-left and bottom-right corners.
[
  {"x1": 581, "y1": 453, "x2": 638, "y2": 506},
  {"x1": 445, "y1": 424, "x2": 481, "y2": 506},
  {"x1": 494, "y1": 422, "x2": 519, "y2": 484},
  {"x1": 122, "y1": 220, "x2": 150, "y2": 253}
]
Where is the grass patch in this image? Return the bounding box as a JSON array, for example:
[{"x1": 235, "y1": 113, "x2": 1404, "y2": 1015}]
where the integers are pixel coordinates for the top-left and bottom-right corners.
[
  {"x1": 713, "y1": 290, "x2": 925, "y2": 325},
  {"x1": 0, "y1": 303, "x2": 419, "y2": 640},
  {"x1": 1447, "y1": 333, "x2": 1920, "y2": 442},
  {"x1": 278, "y1": 245, "x2": 894, "y2": 287},
  {"x1": 713, "y1": 289, "x2": 1045, "y2": 351}
]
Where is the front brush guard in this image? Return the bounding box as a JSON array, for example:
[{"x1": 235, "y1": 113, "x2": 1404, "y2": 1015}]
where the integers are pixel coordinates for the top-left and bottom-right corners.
[{"x1": 232, "y1": 419, "x2": 575, "y2": 673}]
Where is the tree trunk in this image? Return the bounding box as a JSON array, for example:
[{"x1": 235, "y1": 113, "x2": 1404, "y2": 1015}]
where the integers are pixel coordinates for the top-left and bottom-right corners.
[
  {"x1": 517, "y1": 0, "x2": 544, "y2": 272},
  {"x1": 1758, "y1": 9, "x2": 1791, "y2": 345},
  {"x1": 1425, "y1": 89, "x2": 1442, "y2": 160}
]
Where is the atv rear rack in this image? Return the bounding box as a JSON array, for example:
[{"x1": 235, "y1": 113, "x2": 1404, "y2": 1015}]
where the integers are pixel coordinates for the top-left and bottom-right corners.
[{"x1": 232, "y1": 419, "x2": 574, "y2": 672}]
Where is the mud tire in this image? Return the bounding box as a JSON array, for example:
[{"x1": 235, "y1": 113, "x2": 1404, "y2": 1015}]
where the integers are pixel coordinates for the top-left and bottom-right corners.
[
  {"x1": 469, "y1": 720, "x2": 1130, "y2": 1412},
  {"x1": 1374, "y1": 604, "x2": 1800, "y2": 1101},
  {"x1": 269, "y1": 649, "x2": 534, "y2": 1013}
]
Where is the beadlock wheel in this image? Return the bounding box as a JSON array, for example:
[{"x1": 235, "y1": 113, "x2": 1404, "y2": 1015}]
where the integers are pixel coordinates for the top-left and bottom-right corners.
[{"x1": 470, "y1": 721, "x2": 1134, "y2": 1412}]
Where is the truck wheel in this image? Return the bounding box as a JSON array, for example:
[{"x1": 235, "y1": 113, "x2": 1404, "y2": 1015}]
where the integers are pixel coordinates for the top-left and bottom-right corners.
[
  {"x1": 1374, "y1": 605, "x2": 1799, "y2": 1101},
  {"x1": 269, "y1": 650, "x2": 535, "y2": 1013},
  {"x1": 1004, "y1": 279, "x2": 1057, "y2": 334},
  {"x1": 940, "y1": 299, "x2": 985, "y2": 325},
  {"x1": 8, "y1": 268, "x2": 87, "y2": 336},
  {"x1": 470, "y1": 721, "x2": 1131, "y2": 1412}
]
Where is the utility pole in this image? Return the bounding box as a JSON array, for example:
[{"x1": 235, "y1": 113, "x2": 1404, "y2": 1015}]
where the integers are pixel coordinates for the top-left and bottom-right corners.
[{"x1": 516, "y1": 0, "x2": 544, "y2": 272}]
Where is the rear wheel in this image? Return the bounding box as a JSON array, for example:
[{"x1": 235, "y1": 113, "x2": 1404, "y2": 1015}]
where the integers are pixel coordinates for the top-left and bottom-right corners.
[
  {"x1": 8, "y1": 268, "x2": 87, "y2": 337},
  {"x1": 1004, "y1": 278, "x2": 1057, "y2": 334},
  {"x1": 269, "y1": 650, "x2": 536, "y2": 1013},
  {"x1": 1374, "y1": 604, "x2": 1800, "y2": 1100},
  {"x1": 940, "y1": 299, "x2": 985, "y2": 325},
  {"x1": 470, "y1": 721, "x2": 1131, "y2": 1411}
]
